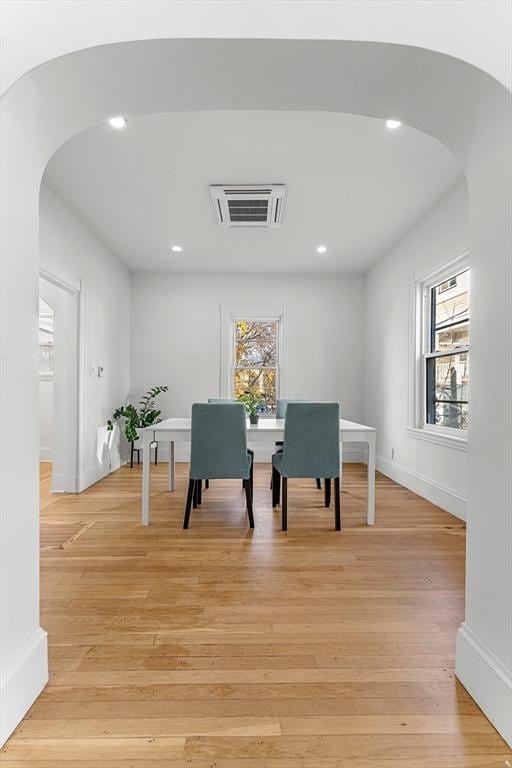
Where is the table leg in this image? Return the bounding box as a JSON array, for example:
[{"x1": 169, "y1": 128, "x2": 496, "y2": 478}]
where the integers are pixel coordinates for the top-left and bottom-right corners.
[
  {"x1": 168, "y1": 440, "x2": 175, "y2": 491},
  {"x1": 367, "y1": 432, "x2": 376, "y2": 525},
  {"x1": 142, "y1": 431, "x2": 152, "y2": 526}
]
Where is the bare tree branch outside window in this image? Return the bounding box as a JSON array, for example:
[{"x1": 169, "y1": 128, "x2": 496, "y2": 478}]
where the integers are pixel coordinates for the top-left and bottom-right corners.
[{"x1": 233, "y1": 320, "x2": 278, "y2": 413}]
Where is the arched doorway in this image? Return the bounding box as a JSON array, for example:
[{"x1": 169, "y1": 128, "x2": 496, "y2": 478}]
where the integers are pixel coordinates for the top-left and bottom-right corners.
[{"x1": 1, "y1": 36, "x2": 510, "y2": 746}]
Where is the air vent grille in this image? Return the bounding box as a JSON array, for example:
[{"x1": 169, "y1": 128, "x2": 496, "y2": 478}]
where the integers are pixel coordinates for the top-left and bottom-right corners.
[
  {"x1": 210, "y1": 184, "x2": 286, "y2": 227},
  {"x1": 228, "y1": 199, "x2": 269, "y2": 223}
]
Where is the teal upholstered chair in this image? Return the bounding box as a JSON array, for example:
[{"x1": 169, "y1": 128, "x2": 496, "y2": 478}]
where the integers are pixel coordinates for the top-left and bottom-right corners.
[
  {"x1": 275, "y1": 399, "x2": 322, "y2": 490},
  {"x1": 276, "y1": 398, "x2": 310, "y2": 418},
  {"x1": 204, "y1": 399, "x2": 253, "y2": 493},
  {"x1": 183, "y1": 403, "x2": 254, "y2": 529},
  {"x1": 272, "y1": 402, "x2": 341, "y2": 531}
]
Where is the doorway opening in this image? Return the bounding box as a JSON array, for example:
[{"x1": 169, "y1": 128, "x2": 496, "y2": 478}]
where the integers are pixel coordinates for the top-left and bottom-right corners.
[{"x1": 39, "y1": 272, "x2": 81, "y2": 496}]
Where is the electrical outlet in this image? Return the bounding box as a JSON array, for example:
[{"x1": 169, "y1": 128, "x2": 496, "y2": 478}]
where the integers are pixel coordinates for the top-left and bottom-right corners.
[
  {"x1": 391, "y1": 448, "x2": 396, "y2": 460},
  {"x1": 89, "y1": 365, "x2": 97, "y2": 377}
]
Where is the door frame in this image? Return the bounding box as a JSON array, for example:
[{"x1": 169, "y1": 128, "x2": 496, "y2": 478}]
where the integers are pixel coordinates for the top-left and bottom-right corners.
[{"x1": 39, "y1": 265, "x2": 85, "y2": 493}]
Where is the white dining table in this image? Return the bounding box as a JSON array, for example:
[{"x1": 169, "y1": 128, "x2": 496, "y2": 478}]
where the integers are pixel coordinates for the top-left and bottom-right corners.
[{"x1": 141, "y1": 417, "x2": 376, "y2": 526}]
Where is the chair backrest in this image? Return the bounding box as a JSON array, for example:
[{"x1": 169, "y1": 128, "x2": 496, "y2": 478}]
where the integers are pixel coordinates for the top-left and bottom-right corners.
[
  {"x1": 280, "y1": 402, "x2": 340, "y2": 479},
  {"x1": 190, "y1": 403, "x2": 250, "y2": 480},
  {"x1": 208, "y1": 398, "x2": 236, "y2": 404},
  {"x1": 276, "y1": 398, "x2": 310, "y2": 419}
]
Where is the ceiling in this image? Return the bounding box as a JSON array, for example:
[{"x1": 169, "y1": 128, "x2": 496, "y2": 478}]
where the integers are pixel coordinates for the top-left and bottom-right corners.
[{"x1": 43, "y1": 111, "x2": 463, "y2": 273}]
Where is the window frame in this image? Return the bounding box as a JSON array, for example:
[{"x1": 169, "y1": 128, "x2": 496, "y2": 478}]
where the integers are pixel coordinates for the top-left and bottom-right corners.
[
  {"x1": 232, "y1": 319, "x2": 280, "y2": 412},
  {"x1": 408, "y1": 250, "x2": 470, "y2": 449},
  {"x1": 220, "y1": 305, "x2": 288, "y2": 411},
  {"x1": 424, "y1": 269, "x2": 469, "y2": 433}
]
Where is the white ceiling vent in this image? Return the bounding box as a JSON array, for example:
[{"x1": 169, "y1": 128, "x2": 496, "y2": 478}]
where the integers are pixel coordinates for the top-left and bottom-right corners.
[{"x1": 210, "y1": 184, "x2": 286, "y2": 227}]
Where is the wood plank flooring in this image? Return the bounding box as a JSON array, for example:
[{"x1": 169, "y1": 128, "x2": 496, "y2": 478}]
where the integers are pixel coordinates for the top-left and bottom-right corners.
[{"x1": 2, "y1": 462, "x2": 511, "y2": 767}]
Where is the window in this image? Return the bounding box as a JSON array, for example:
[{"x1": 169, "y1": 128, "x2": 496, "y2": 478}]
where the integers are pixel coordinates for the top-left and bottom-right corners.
[
  {"x1": 220, "y1": 306, "x2": 286, "y2": 414},
  {"x1": 424, "y1": 267, "x2": 470, "y2": 432},
  {"x1": 233, "y1": 319, "x2": 279, "y2": 413}
]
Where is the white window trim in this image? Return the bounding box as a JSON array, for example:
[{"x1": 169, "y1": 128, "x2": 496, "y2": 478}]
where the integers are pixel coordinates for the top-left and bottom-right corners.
[
  {"x1": 219, "y1": 305, "x2": 288, "y2": 404},
  {"x1": 408, "y1": 249, "x2": 469, "y2": 450}
]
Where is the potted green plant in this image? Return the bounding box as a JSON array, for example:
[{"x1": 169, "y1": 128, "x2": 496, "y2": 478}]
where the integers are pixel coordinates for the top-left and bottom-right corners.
[
  {"x1": 238, "y1": 389, "x2": 266, "y2": 425},
  {"x1": 108, "y1": 386, "x2": 169, "y2": 443}
]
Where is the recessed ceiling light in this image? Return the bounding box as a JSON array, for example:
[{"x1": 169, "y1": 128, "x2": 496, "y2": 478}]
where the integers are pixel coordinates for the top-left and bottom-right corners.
[
  {"x1": 316, "y1": 245, "x2": 327, "y2": 254},
  {"x1": 385, "y1": 119, "x2": 402, "y2": 130},
  {"x1": 170, "y1": 245, "x2": 183, "y2": 253},
  {"x1": 108, "y1": 116, "x2": 127, "y2": 129}
]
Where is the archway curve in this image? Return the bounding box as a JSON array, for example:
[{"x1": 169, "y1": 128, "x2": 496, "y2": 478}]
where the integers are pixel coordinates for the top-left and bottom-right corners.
[
  {"x1": 1, "y1": 35, "x2": 511, "y2": 745},
  {"x1": 4, "y1": 38, "x2": 502, "y2": 167}
]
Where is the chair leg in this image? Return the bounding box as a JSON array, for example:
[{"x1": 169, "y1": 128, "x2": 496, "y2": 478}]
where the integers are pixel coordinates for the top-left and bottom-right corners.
[
  {"x1": 205, "y1": 479, "x2": 209, "y2": 489},
  {"x1": 272, "y1": 466, "x2": 280, "y2": 507},
  {"x1": 130, "y1": 442, "x2": 134, "y2": 468},
  {"x1": 324, "y1": 478, "x2": 331, "y2": 507},
  {"x1": 282, "y1": 477, "x2": 288, "y2": 531},
  {"x1": 334, "y1": 476, "x2": 341, "y2": 531},
  {"x1": 243, "y1": 479, "x2": 255, "y2": 529},
  {"x1": 154, "y1": 444, "x2": 158, "y2": 465},
  {"x1": 183, "y1": 479, "x2": 195, "y2": 528},
  {"x1": 197, "y1": 480, "x2": 202, "y2": 506},
  {"x1": 193, "y1": 479, "x2": 199, "y2": 508},
  {"x1": 316, "y1": 478, "x2": 322, "y2": 490},
  {"x1": 250, "y1": 457, "x2": 254, "y2": 499}
]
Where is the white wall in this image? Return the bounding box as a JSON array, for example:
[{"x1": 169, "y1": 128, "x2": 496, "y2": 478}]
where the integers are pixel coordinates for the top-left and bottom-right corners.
[
  {"x1": 3, "y1": 1, "x2": 511, "y2": 94},
  {"x1": 39, "y1": 184, "x2": 131, "y2": 489},
  {"x1": 38, "y1": 297, "x2": 54, "y2": 461},
  {"x1": 364, "y1": 183, "x2": 469, "y2": 519},
  {"x1": 457, "y1": 88, "x2": 512, "y2": 745},
  {"x1": 130, "y1": 272, "x2": 365, "y2": 460},
  {"x1": 39, "y1": 381, "x2": 53, "y2": 460}
]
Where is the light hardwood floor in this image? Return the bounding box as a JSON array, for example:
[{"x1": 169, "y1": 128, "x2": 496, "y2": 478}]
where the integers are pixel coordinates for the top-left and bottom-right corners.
[{"x1": 2, "y1": 461, "x2": 511, "y2": 766}]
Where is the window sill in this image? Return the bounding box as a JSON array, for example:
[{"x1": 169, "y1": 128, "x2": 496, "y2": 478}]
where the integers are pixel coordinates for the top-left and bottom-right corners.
[{"x1": 406, "y1": 427, "x2": 468, "y2": 452}]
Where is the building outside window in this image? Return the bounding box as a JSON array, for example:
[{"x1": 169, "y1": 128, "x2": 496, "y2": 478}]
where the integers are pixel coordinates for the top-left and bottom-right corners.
[{"x1": 424, "y1": 267, "x2": 470, "y2": 432}]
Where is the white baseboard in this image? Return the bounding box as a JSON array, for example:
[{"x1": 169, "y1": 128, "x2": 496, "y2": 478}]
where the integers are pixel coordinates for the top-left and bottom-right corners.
[
  {"x1": 341, "y1": 444, "x2": 368, "y2": 463},
  {"x1": 77, "y1": 456, "x2": 124, "y2": 493},
  {"x1": 456, "y1": 623, "x2": 512, "y2": 746},
  {"x1": 168, "y1": 443, "x2": 367, "y2": 464},
  {"x1": 50, "y1": 471, "x2": 68, "y2": 493},
  {"x1": 376, "y1": 455, "x2": 466, "y2": 520},
  {"x1": 0, "y1": 627, "x2": 48, "y2": 747},
  {"x1": 39, "y1": 447, "x2": 52, "y2": 461}
]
